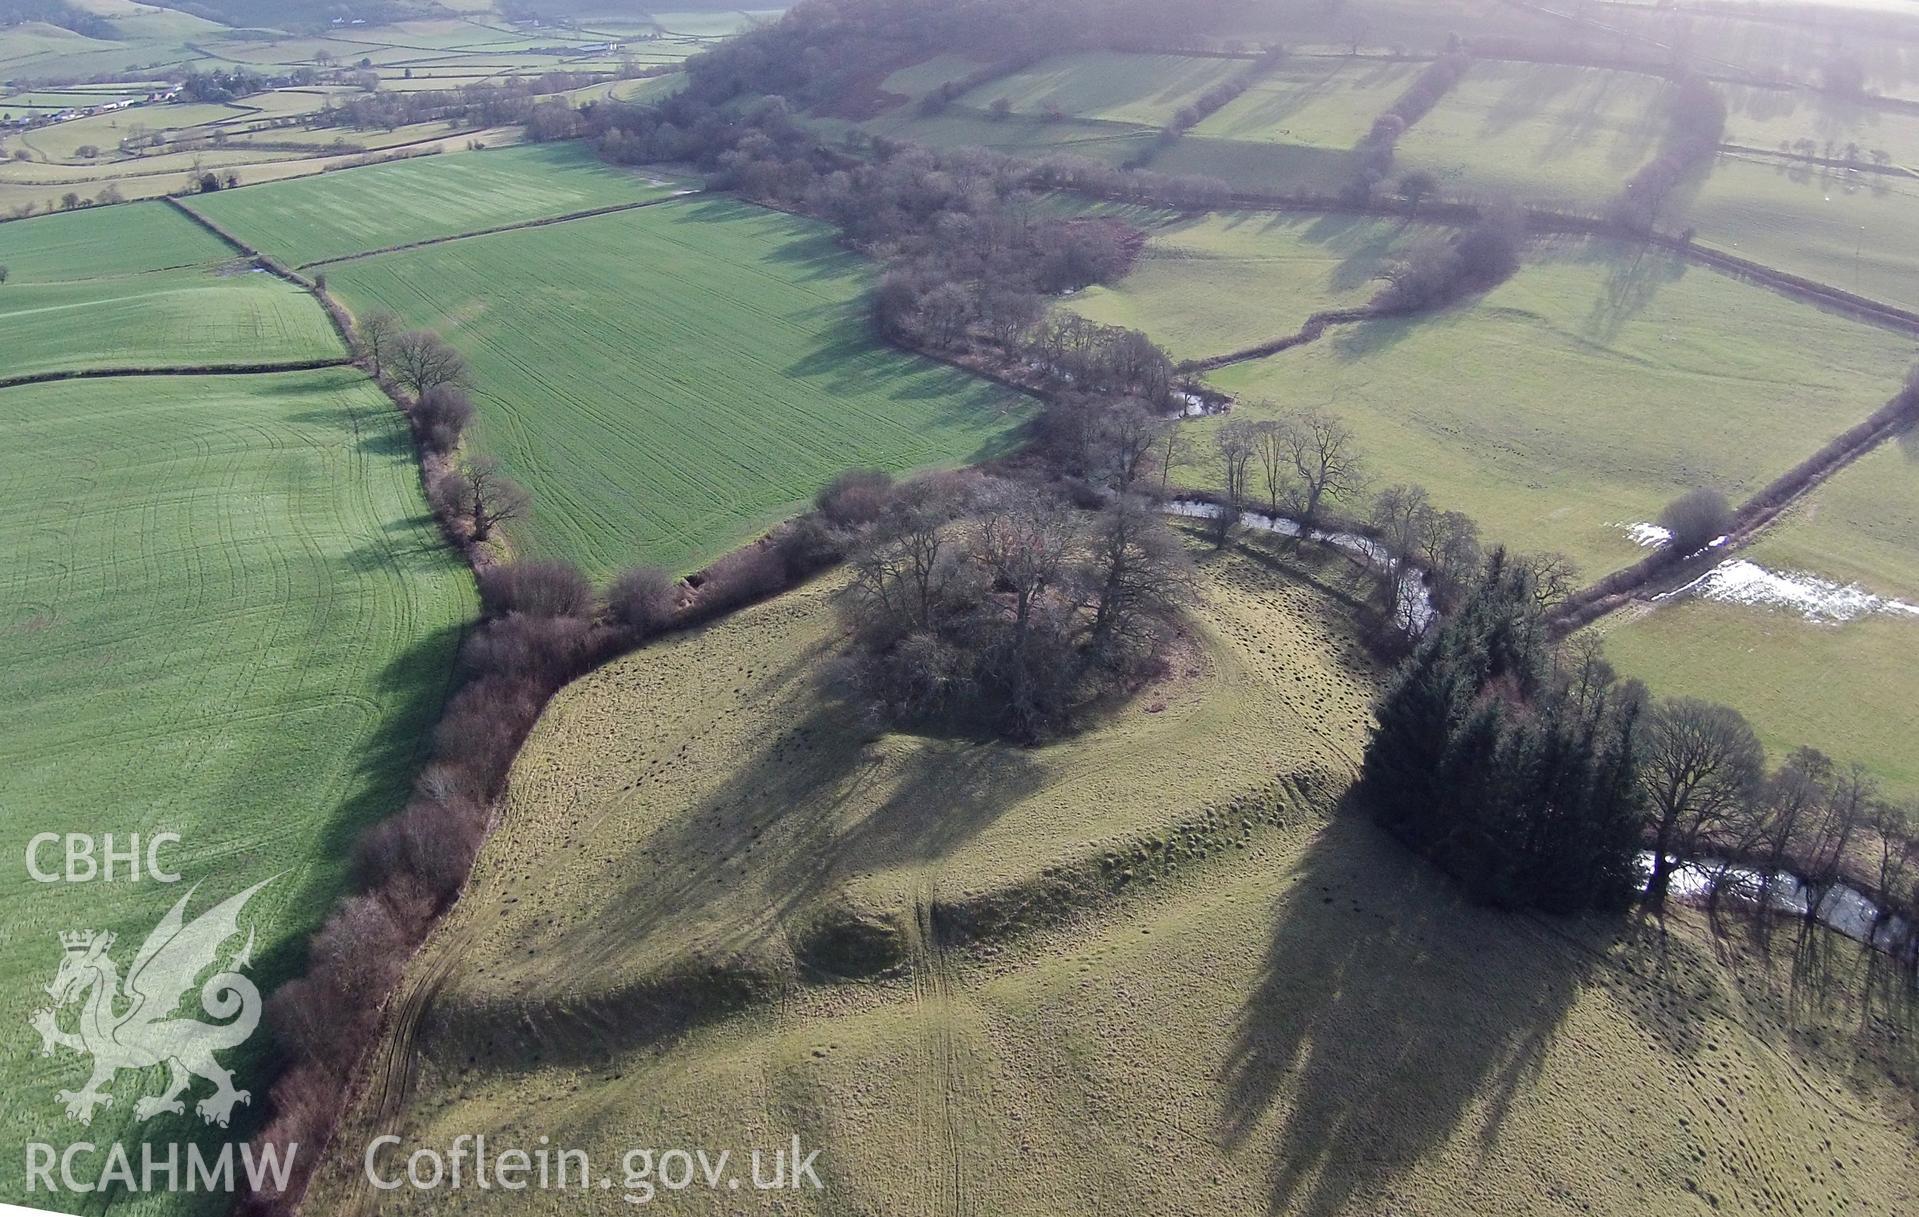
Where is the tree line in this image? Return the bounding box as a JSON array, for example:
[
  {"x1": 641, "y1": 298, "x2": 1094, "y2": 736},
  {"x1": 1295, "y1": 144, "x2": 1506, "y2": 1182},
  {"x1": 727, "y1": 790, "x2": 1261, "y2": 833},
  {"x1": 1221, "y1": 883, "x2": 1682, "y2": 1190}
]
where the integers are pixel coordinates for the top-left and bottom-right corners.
[{"x1": 1359, "y1": 549, "x2": 1918, "y2": 948}]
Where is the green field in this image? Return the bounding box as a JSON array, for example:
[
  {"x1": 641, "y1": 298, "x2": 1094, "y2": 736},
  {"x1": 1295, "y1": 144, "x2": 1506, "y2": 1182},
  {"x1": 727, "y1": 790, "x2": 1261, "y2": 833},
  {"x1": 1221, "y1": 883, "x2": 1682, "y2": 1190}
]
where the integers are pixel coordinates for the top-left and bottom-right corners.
[
  {"x1": 867, "y1": 108, "x2": 1159, "y2": 165},
  {"x1": 1393, "y1": 61, "x2": 1670, "y2": 205},
  {"x1": 1065, "y1": 210, "x2": 1440, "y2": 362},
  {"x1": 1595, "y1": 440, "x2": 1919, "y2": 797},
  {"x1": 327, "y1": 196, "x2": 1032, "y2": 577},
  {"x1": 954, "y1": 51, "x2": 1247, "y2": 127},
  {"x1": 1192, "y1": 58, "x2": 1420, "y2": 149},
  {"x1": 183, "y1": 143, "x2": 691, "y2": 266},
  {"x1": 1680, "y1": 153, "x2": 1919, "y2": 313},
  {"x1": 1752, "y1": 440, "x2": 1919, "y2": 600},
  {"x1": 0, "y1": 267, "x2": 343, "y2": 378},
  {"x1": 305, "y1": 543, "x2": 1917, "y2": 1217},
  {"x1": 1720, "y1": 82, "x2": 1919, "y2": 167},
  {"x1": 0, "y1": 200, "x2": 342, "y2": 378},
  {"x1": 0, "y1": 368, "x2": 473, "y2": 1203},
  {"x1": 1599, "y1": 600, "x2": 1919, "y2": 797},
  {"x1": 1187, "y1": 239, "x2": 1916, "y2": 577}
]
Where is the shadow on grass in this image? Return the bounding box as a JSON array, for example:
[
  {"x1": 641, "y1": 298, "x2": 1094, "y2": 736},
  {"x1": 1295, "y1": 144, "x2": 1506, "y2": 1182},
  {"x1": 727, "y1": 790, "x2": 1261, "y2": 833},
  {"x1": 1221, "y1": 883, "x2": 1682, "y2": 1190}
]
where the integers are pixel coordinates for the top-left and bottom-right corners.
[{"x1": 1220, "y1": 806, "x2": 1600, "y2": 1217}]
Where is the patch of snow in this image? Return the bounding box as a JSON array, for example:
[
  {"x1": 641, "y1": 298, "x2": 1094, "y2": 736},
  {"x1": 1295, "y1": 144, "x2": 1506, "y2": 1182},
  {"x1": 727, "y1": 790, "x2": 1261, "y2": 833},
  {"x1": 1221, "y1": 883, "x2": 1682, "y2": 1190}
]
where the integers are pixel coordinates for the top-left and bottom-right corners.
[
  {"x1": 1620, "y1": 521, "x2": 1672, "y2": 548},
  {"x1": 1660, "y1": 559, "x2": 1919, "y2": 624}
]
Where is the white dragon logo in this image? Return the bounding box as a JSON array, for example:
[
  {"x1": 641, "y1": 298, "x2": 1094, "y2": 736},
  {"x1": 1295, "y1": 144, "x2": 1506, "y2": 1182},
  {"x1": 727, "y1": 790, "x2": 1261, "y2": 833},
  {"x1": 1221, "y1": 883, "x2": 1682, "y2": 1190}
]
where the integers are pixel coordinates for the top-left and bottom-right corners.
[{"x1": 31, "y1": 877, "x2": 273, "y2": 1128}]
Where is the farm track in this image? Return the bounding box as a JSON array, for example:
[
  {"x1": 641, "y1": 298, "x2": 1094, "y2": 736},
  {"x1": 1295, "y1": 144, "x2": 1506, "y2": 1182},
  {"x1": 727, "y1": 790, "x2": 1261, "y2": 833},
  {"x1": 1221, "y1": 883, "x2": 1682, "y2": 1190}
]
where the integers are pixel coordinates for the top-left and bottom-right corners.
[{"x1": 296, "y1": 191, "x2": 705, "y2": 270}]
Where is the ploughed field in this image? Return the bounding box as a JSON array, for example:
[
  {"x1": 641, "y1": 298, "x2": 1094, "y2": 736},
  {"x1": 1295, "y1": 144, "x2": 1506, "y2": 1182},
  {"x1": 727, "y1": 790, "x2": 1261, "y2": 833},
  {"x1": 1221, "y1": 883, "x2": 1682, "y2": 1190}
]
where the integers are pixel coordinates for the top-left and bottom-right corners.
[
  {"x1": 324, "y1": 195, "x2": 1032, "y2": 578},
  {"x1": 306, "y1": 540, "x2": 1918, "y2": 1217},
  {"x1": 0, "y1": 367, "x2": 473, "y2": 1206}
]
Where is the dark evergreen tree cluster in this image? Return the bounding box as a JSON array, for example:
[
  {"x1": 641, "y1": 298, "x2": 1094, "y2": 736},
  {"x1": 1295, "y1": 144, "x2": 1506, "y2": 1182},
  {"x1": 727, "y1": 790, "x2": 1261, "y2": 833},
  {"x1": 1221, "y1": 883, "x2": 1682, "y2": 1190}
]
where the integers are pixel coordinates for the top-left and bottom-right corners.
[{"x1": 1359, "y1": 551, "x2": 1647, "y2": 912}]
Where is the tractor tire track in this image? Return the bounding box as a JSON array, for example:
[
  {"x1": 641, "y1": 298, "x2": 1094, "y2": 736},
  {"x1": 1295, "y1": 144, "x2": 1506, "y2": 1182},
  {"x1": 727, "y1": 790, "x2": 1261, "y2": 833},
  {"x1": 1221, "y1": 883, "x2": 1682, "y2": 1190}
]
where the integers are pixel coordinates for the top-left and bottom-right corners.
[{"x1": 908, "y1": 877, "x2": 969, "y2": 1217}]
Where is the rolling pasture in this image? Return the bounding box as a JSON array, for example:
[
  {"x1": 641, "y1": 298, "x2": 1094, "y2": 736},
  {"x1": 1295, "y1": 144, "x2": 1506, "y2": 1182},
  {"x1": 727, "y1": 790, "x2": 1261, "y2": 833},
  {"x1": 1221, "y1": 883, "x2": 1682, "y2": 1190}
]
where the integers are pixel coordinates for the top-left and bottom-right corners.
[
  {"x1": 307, "y1": 542, "x2": 1917, "y2": 1217},
  {"x1": 0, "y1": 201, "x2": 343, "y2": 377},
  {"x1": 182, "y1": 142, "x2": 691, "y2": 267},
  {"x1": 327, "y1": 196, "x2": 1031, "y2": 577},
  {"x1": 0, "y1": 368, "x2": 472, "y2": 1201},
  {"x1": 1391, "y1": 61, "x2": 1671, "y2": 205},
  {"x1": 1064, "y1": 210, "x2": 1441, "y2": 363},
  {"x1": 954, "y1": 52, "x2": 1248, "y2": 127},
  {"x1": 1680, "y1": 153, "x2": 1919, "y2": 313},
  {"x1": 1600, "y1": 440, "x2": 1919, "y2": 796},
  {"x1": 1190, "y1": 57, "x2": 1420, "y2": 149},
  {"x1": 1187, "y1": 239, "x2": 1917, "y2": 578}
]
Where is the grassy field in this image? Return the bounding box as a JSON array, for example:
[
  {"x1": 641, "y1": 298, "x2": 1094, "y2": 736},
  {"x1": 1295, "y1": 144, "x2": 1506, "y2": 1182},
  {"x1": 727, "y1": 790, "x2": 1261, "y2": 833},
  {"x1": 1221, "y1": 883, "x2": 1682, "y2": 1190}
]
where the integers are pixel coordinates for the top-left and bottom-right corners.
[
  {"x1": 0, "y1": 368, "x2": 473, "y2": 1205},
  {"x1": 1192, "y1": 58, "x2": 1420, "y2": 149},
  {"x1": 306, "y1": 541, "x2": 1917, "y2": 1217},
  {"x1": 867, "y1": 109, "x2": 1159, "y2": 165},
  {"x1": 1595, "y1": 440, "x2": 1919, "y2": 796},
  {"x1": 182, "y1": 142, "x2": 690, "y2": 266},
  {"x1": 1598, "y1": 599, "x2": 1919, "y2": 797},
  {"x1": 0, "y1": 123, "x2": 529, "y2": 218},
  {"x1": 1187, "y1": 239, "x2": 1916, "y2": 578},
  {"x1": 1720, "y1": 83, "x2": 1919, "y2": 167},
  {"x1": 1679, "y1": 152, "x2": 1919, "y2": 313},
  {"x1": 327, "y1": 196, "x2": 1031, "y2": 577},
  {"x1": 953, "y1": 52, "x2": 1247, "y2": 127},
  {"x1": 0, "y1": 199, "x2": 231, "y2": 278},
  {"x1": 1064, "y1": 210, "x2": 1441, "y2": 362},
  {"x1": 0, "y1": 199, "x2": 343, "y2": 378},
  {"x1": 1393, "y1": 61, "x2": 1670, "y2": 205},
  {"x1": 1751, "y1": 440, "x2": 1919, "y2": 600}
]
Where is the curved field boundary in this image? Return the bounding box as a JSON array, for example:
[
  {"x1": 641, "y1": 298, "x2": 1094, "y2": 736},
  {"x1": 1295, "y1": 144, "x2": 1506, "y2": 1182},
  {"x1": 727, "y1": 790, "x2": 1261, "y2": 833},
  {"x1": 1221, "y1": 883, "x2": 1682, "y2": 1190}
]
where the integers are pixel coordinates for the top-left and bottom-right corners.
[
  {"x1": 295, "y1": 191, "x2": 704, "y2": 269},
  {"x1": 1184, "y1": 307, "x2": 1381, "y2": 371},
  {"x1": 0, "y1": 358, "x2": 353, "y2": 390}
]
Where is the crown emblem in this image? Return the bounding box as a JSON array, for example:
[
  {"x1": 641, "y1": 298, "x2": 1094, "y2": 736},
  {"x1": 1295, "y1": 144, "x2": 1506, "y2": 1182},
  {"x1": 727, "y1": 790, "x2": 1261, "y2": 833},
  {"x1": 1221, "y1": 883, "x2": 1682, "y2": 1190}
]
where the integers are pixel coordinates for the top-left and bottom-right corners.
[{"x1": 58, "y1": 930, "x2": 101, "y2": 953}]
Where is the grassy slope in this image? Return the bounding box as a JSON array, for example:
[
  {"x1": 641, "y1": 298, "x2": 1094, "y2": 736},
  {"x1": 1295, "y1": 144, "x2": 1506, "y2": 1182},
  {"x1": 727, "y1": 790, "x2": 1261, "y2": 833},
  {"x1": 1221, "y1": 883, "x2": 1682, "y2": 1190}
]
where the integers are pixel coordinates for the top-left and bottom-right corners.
[
  {"x1": 1678, "y1": 153, "x2": 1919, "y2": 314},
  {"x1": 1393, "y1": 61, "x2": 1669, "y2": 205},
  {"x1": 1064, "y1": 210, "x2": 1441, "y2": 363},
  {"x1": 1597, "y1": 441, "x2": 1919, "y2": 797},
  {"x1": 327, "y1": 196, "x2": 1031, "y2": 578},
  {"x1": 307, "y1": 543, "x2": 1916, "y2": 1216},
  {"x1": 183, "y1": 142, "x2": 689, "y2": 266},
  {"x1": 1190, "y1": 239, "x2": 1915, "y2": 578},
  {"x1": 0, "y1": 368, "x2": 473, "y2": 1204}
]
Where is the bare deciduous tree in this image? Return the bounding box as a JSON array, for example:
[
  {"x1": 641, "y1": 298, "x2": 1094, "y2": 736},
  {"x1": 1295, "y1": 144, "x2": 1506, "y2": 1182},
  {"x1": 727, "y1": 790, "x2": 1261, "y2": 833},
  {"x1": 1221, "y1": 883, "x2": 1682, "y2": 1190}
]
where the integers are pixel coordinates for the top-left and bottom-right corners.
[
  {"x1": 1252, "y1": 419, "x2": 1291, "y2": 514},
  {"x1": 1097, "y1": 398, "x2": 1166, "y2": 491},
  {"x1": 1081, "y1": 492, "x2": 1194, "y2": 664},
  {"x1": 1284, "y1": 409, "x2": 1363, "y2": 535},
  {"x1": 389, "y1": 329, "x2": 468, "y2": 398},
  {"x1": 459, "y1": 456, "x2": 529, "y2": 544},
  {"x1": 1640, "y1": 697, "x2": 1766, "y2": 912},
  {"x1": 359, "y1": 311, "x2": 402, "y2": 378},
  {"x1": 1213, "y1": 421, "x2": 1258, "y2": 543}
]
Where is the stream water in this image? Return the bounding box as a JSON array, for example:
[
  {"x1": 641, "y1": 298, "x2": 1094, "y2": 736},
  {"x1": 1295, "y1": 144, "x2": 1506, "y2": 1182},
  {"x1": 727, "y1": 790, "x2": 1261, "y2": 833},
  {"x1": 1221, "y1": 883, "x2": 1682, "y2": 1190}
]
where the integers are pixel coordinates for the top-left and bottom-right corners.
[{"x1": 1638, "y1": 852, "x2": 1916, "y2": 960}]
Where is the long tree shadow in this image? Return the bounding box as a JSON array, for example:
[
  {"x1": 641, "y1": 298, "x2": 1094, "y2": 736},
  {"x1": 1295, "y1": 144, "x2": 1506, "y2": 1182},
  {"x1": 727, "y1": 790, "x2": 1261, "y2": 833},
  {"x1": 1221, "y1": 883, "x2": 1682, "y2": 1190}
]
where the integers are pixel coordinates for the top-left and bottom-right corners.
[{"x1": 1220, "y1": 809, "x2": 1597, "y2": 1216}]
